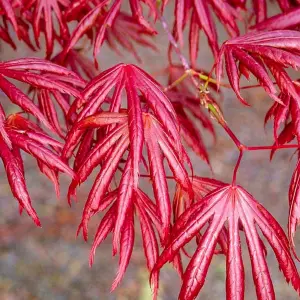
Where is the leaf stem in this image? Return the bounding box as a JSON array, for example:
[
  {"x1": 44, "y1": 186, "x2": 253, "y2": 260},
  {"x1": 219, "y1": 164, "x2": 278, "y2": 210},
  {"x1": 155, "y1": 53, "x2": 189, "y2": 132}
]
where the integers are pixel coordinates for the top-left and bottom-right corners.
[
  {"x1": 245, "y1": 144, "x2": 299, "y2": 151},
  {"x1": 232, "y1": 150, "x2": 244, "y2": 185}
]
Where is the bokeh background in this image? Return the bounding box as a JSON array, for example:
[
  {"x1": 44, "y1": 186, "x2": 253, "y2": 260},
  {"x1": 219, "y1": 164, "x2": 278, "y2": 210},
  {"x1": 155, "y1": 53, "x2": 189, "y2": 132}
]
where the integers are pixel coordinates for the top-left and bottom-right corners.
[{"x1": 1, "y1": 2, "x2": 300, "y2": 300}]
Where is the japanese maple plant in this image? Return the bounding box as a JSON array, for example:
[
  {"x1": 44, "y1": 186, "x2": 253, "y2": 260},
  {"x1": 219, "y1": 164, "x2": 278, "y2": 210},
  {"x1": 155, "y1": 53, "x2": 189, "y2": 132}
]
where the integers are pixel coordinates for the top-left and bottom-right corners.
[{"x1": 2, "y1": 0, "x2": 300, "y2": 299}]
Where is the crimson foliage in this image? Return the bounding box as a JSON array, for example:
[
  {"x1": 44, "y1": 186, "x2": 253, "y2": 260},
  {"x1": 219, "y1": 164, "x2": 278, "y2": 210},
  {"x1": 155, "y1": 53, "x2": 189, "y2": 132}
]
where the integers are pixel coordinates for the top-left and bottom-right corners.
[{"x1": 1, "y1": 1, "x2": 300, "y2": 299}]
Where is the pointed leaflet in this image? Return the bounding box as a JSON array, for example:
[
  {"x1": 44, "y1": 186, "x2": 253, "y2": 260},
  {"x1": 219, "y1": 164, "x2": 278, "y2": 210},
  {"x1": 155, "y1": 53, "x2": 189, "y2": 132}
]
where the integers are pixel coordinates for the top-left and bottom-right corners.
[
  {"x1": 79, "y1": 133, "x2": 130, "y2": 240},
  {"x1": 37, "y1": 89, "x2": 65, "y2": 137},
  {"x1": 154, "y1": 184, "x2": 300, "y2": 300},
  {"x1": 289, "y1": 158, "x2": 300, "y2": 259},
  {"x1": 89, "y1": 203, "x2": 117, "y2": 267},
  {"x1": 0, "y1": 0, "x2": 20, "y2": 36},
  {"x1": 125, "y1": 66, "x2": 144, "y2": 188},
  {"x1": 192, "y1": 0, "x2": 219, "y2": 57},
  {"x1": 129, "y1": 0, "x2": 157, "y2": 33},
  {"x1": 93, "y1": 0, "x2": 122, "y2": 61},
  {"x1": 112, "y1": 158, "x2": 135, "y2": 253},
  {"x1": 189, "y1": 11, "x2": 200, "y2": 68},
  {"x1": 144, "y1": 114, "x2": 171, "y2": 241},
  {"x1": 0, "y1": 135, "x2": 41, "y2": 226},
  {"x1": 252, "y1": 7, "x2": 300, "y2": 31},
  {"x1": 135, "y1": 197, "x2": 159, "y2": 296},
  {"x1": 224, "y1": 49, "x2": 249, "y2": 105},
  {"x1": 111, "y1": 208, "x2": 135, "y2": 290}
]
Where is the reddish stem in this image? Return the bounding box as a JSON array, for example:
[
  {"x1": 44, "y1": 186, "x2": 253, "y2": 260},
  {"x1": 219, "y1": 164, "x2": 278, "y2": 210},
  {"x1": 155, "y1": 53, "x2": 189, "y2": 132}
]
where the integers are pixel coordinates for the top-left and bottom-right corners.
[
  {"x1": 218, "y1": 119, "x2": 244, "y2": 150},
  {"x1": 246, "y1": 144, "x2": 299, "y2": 151},
  {"x1": 232, "y1": 150, "x2": 244, "y2": 185}
]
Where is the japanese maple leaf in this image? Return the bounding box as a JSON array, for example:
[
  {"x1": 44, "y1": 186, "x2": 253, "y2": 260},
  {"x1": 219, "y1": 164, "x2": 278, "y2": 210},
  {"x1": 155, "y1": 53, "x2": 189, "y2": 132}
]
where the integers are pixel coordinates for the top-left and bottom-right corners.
[
  {"x1": 22, "y1": 0, "x2": 70, "y2": 57},
  {"x1": 153, "y1": 182, "x2": 300, "y2": 300},
  {"x1": 0, "y1": 58, "x2": 84, "y2": 133},
  {"x1": 170, "y1": 0, "x2": 239, "y2": 61},
  {"x1": 216, "y1": 30, "x2": 300, "y2": 105},
  {"x1": 62, "y1": 110, "x2": 193, "y2": 295},
  {"x1": 61, "y1": 63, "x2": 194, "y2": 248},
  {"x1": 63, "y1": 1, "x2": 157, "y2": 63},
  {"x1": 0, "y1": 106, "x2": 75, "y2": 226}
]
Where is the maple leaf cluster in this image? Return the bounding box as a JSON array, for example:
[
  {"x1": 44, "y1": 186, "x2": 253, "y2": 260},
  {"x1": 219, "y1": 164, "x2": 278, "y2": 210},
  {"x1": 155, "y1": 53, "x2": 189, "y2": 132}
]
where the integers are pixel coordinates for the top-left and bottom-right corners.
[{"x1": 0, "y1": 0, "x2": 300, "y2": 299}]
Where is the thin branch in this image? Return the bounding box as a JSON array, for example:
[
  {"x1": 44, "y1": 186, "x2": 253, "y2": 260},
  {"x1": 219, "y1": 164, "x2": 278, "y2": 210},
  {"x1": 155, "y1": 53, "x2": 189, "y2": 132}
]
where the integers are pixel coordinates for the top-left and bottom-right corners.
[
  {"x1": 232, "y1": 150, "x2": 244, "y2": 185},
  {"x1": 159, "y1": 14, "x2": 190, "y2": 71},
  {"x1": 246, "y1": 144, "x2": 300, "y2": 151}
]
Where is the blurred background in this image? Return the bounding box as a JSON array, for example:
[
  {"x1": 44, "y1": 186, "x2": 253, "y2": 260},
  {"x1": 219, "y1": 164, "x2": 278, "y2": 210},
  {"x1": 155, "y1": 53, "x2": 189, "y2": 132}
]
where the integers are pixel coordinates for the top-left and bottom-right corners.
[{"x1": 0, "y1": 2, "x2": 300, "y2": 300}]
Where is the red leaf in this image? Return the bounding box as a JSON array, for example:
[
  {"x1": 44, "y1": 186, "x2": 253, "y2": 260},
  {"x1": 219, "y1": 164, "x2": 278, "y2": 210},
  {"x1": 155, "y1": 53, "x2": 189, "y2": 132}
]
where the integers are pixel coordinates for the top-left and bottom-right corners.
[
  {"x1": 111, "y1": 208, "x2": 135, "y2": 290},
  {"x1": 0, "y1": 135, "x2": 41, "y2": 226},
  {"x1": 0, "y1": 0, "x2": 20, "y2": 36},
  {"x1": 288, "y1": 157, "x2": 300, "y2": 260},
  {"x1": 252, "y1": 7, "x2": 300, "y2": 31},
  {"x1": 154, "y1": 184, "x2": 300, "y2": 299}
]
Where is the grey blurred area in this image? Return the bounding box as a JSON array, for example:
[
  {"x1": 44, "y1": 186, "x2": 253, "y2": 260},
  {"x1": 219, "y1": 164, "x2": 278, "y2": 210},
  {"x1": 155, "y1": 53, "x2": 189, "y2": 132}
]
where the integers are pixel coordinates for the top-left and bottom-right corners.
[{"x1": 0, "y1": 2, "x2": 300, "y2": 300}]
